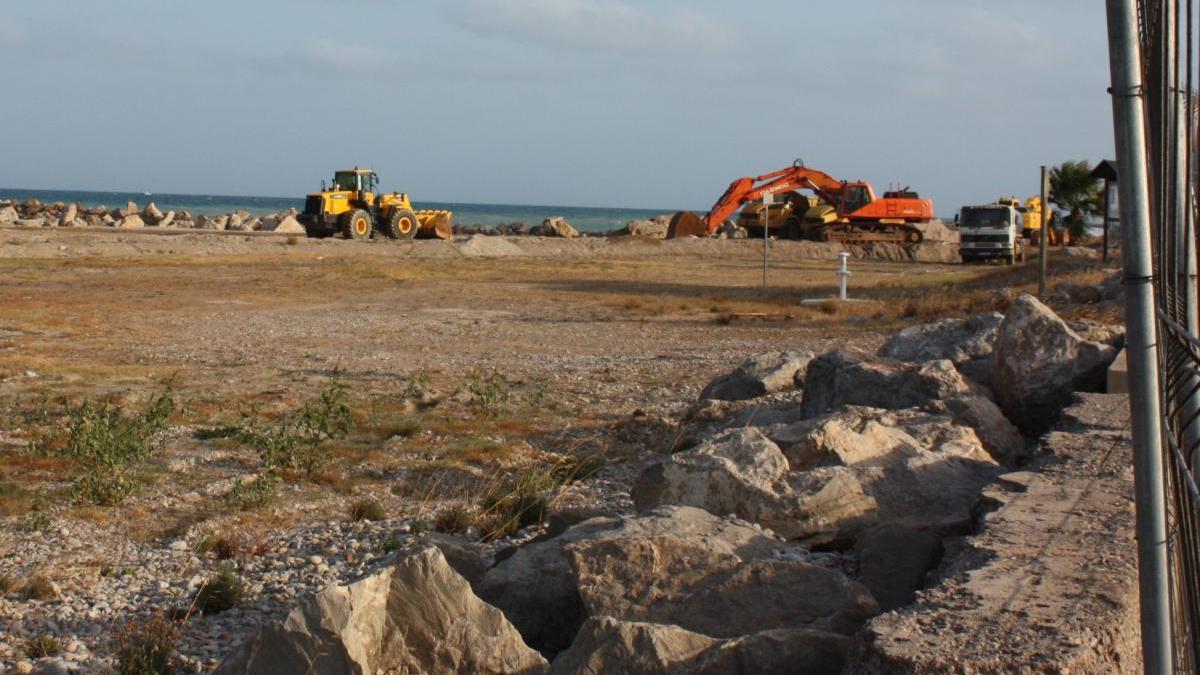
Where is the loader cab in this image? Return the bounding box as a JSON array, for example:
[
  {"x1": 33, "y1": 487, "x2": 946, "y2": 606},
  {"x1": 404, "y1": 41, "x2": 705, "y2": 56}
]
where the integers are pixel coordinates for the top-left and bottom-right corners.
[{"x1": 333, "y1": 170, "x2": 378, "y2": 193}]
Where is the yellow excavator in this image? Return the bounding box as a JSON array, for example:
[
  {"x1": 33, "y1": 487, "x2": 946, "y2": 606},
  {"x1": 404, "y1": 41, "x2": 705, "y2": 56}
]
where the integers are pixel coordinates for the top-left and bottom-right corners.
[
  {"x1": 1005, "y1": 197, "x2": 1070, "y2": 246},
  {"x1": 298, "y1": 168, "x2": 453, "y2": 240}
]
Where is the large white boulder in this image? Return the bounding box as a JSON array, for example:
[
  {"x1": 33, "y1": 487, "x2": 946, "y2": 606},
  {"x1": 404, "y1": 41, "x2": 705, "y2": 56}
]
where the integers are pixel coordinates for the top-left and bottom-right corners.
[
  {"x1": 217, "y1": 547, "x2": 548, "y2": 675},
  {"x1": 699, "y1": 351, "x2": 815, "y2": 401}
]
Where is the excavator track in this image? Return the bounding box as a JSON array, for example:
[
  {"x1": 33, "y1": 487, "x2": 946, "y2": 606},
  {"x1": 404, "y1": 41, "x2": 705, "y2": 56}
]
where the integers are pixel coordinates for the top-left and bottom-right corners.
[{"x1": 814, "y1": 222, "x2": 925, "y2": 246}]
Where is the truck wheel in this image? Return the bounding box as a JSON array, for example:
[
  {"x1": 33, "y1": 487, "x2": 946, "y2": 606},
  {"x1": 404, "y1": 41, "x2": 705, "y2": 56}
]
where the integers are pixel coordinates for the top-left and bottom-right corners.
[
  {"x1": 382, "y1": 209, "x2": 420, "y2": 239},
  {"x1": 340, "y1": 209, "x2": 372, "y2": 240}
]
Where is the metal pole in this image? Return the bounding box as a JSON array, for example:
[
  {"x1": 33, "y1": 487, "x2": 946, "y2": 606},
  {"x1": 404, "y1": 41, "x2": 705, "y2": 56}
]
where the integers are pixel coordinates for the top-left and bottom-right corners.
[
  {"x1": 1106, "y1": 0, "x2": 1173, "y2": 671},
  {"x1": 837, "y1": 252, "x2": 850, "y2": 300},
  {"x1": 763, "y1": 203, "x2": 769, "y2": 291},
  {"x1": 1039, "y1": 166, "x2": 1050, "y2": 299},
  {"x1": 1103, "y1": 178, "x2": 1111, "y2": 263}
]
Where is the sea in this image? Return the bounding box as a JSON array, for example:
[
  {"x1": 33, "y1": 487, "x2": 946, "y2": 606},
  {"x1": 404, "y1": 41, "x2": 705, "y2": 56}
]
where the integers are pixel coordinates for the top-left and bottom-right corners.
[{"x1": 0, "y1": 188, "x2": 681, "y2": 233}]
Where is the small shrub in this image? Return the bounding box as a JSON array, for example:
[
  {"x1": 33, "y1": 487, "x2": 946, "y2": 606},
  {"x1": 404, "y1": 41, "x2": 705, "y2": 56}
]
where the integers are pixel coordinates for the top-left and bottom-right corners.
[
  {"x1": 20, "y1": 509, "x2": 51, "y2": 533},
  {"x1": 22, "y1": 573, "x2": 57, "y2": 600},
  {"x1": 378, "y1": 536, "x2": 405, "y2": 554},
  {"x1": 0, "y1": 573, "x2": 15, "y2": 595},
  {"x1": 192, "y1": 563, "x2": 244, "y2": 614},
  {"x1": 23, "y1": 634, "x2": 62, "y2": 658},
  {"x1": 409, "y1": 520, "x2": 429, "y2": 536},
  {"x1": 235, "y1": 374, "x2": 354, "y2": 478},
  {"x1": 61, "y1": 385, "x2": 176, "y2": 505},
  {"x1": 225, "y1": 473, "x2": 280, "y2": 510},
  {"x1": 434, "y1": 505, "x2": 475, "y2": 533},
  {"x1": 382, "y1": 416, "x2": 421, "y2": 439},
  {"x1": 715, "y1": 313, "x2": 733, "y2": 326},
  {"x1": 194, "y1": 533, "x2": 242, "y2": 560},
  {"x1": 399, "y1": 369, "x2": 432, "y2": 400},
  {"x1": 817, "y1": 299, "x2": 840, "y2": 316},
  {"x1": 194, "y1": 425, "x2": 240, "y2": 441},
  {"x1": 113, "y1": 613, "x2": 179, "y2": 675},
  {"x1": 465, "y1": 368, "x2": 510, "y2": 413},
  {"x1": 348, "y1": 497, "x2": 387, "y2": 522}
]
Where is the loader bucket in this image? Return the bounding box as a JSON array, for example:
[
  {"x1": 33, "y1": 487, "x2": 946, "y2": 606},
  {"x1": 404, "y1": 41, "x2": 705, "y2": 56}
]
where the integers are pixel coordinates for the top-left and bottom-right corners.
[
  {"x1": 666, "y1": 211, "x2": 706, "y2": 239},
  {"x1": 416, "y1": 210, "x2": 454, "y2": 240}
]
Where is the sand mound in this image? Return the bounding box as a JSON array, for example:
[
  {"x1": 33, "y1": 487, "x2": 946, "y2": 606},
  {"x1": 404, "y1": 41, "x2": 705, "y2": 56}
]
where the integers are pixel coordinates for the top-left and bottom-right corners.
[{"x1": 455, "y1": 235, "x2": 527, "y2": 258}]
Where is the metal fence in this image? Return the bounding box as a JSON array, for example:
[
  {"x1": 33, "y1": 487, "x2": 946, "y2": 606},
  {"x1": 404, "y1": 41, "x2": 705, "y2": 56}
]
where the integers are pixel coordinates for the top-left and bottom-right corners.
[{"x1": 1111, "y1": 0, "x2": 1200, "y2": 671}]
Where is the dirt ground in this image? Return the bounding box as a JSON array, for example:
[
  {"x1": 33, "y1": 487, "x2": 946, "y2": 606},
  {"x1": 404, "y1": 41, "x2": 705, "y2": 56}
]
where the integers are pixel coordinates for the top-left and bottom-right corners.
[{"x1": 0, "y1": 226, "x2": 1120, "y2": 670}]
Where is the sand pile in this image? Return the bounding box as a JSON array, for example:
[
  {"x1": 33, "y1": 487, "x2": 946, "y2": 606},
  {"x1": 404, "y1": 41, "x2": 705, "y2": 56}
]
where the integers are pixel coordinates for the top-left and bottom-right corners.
[{"x1": 455, "y1": 235, "x2": 527, "y2": 258}]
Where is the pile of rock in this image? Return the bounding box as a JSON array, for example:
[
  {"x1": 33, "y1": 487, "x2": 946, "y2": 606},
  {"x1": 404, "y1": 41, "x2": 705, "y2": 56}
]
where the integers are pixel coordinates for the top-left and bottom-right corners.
[
  {"x1": 0, "y1": 198, "x2": 304, "y2": 233},
  {"x1": 213, "y1": 294, "x2": 1123, "y2": 674}
]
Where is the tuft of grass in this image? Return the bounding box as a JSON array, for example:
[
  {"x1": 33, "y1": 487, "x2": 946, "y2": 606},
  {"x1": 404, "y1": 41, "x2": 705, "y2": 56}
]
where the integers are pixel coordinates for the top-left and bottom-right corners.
[
  {"x1": 433, "y1": 505, "x2": 475, "y2": 534},
  {"x1": 379, "y1": 535, "x2": 405, "y2": 554},
  {"x1": 0, "y1": 481, "x2": 34, "y2": 517},
  {"x1": 60, "y1": 384, "x2": 176, "y2": 505},
  {"x1": 380, "y1": 416, "x2": 421, "y2": 439},
  {"x1": 817, "y1": 299, "x2": 840, "y2": 315},
  {"x1": 552, "y1": 453, "x2": 607, "y2": 484},
  {"x1": 23, "y1": 634, "x2": 63, "y2": 658},
  {"x1": 20, "y1": 509, "x2": 51, "y2": 533},
  {"x1": 348, "y1": 497, "x2": 387, "y2": 522},
  {"x1": 479, "y1": 469, "x2": 558, "y2": 540},
  {"x1": 194, "y1": 533, "x2": 243, "y2": 560},
  {"x1": 399, "y1": 369, "x2": 432, "y2": 400},
  {"x1": 0, "y1": 573, "x2": 16, "y2": 595},
  {"x1": 194, "y1": 425, "x2": 240, "y2": 441},
  {"x1": 191, "y1": 563, "x2": 245, "y2": 614},
  {"x1": 113, "y1": 613, "x2": 180, "y2": 675},
  {"x1": 22, "y1": 573, "x2": 57, "y2": 601}
]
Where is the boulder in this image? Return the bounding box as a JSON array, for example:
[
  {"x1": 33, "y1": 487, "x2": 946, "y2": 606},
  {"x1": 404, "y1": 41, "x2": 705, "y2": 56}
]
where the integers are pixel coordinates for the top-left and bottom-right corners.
[
  {"x1": 550, "y1": 617, "x2": 852, "y2": 675},
  {"x1": 799, "y1": 351, "x2": 1022, "y2": 461},
  {"x1": 477, "y1": 517, "x2": 621, "y2": 654},
  {"x1": 419, "y1": 532, "x2": 488, "y2": 585},
  {"x1": 158, "y1": 211, "x2": 176, "y2": 228},
  {"x1": 632, "y1": 428, "x2": 878, "y2": 541},
  {"x1": 143, "y1": 202, "x2": 163, "y2": 223},
  {"x1": 273, "y1": 215, "x2": 307, "y2": 234},
  {"x1": 0, "y1": 206, "x2": 17, "y2": 223},
  {"x1": 14, "y1": 218, "x2": 44, "y2": 228},
  {"x1": 86, "y1": 214, "x2": 103, "y2": 227},
  {"x1": 699, "y1": 351, "x2": 814, "y2": 401},
  {"x1": 540, "y1": 217, "x2": 579, "y2": 238},
  {"x1": 549, "y1": 618, "x2": 715, "y2": 674},
  {"x1": 217, "y1": 547, "x2": 547, "y2": 675},
  {"x1": 567, "y1": 534, "x2": 878, "y2": 638},
  {"x1": 718, "y1": 222, "x2": 749, "y2": 240},
  {"x1": 115, "y1": 214, "x2": 145, "y2": 229},
  {"x1": 878, "y1": 312, "x2": 1003, "y2": 386},
  {"x1": 62, "y1": 203, "x2": 78, "y2": 224},
  {"x1": 993, "y1": 294, "x2": 1118, "y2": 435},
  {"x1": 118, "y1": 200, "x2": 139, "y2": 217},
  {"x1": 800, "y1": 352, "x2": 974, "y2": 419},
  {"x1": 624, "y1": 219, "x2": 669, "y2": 238},
  {"x1": 257, "y1": 215, "x2": 280, "y2": 231}
]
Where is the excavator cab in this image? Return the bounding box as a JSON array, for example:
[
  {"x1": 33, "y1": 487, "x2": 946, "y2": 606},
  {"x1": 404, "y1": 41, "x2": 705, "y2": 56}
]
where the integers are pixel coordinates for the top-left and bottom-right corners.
[{"x1": 840, "y1": 184, "x2": 874, "y2": 215}]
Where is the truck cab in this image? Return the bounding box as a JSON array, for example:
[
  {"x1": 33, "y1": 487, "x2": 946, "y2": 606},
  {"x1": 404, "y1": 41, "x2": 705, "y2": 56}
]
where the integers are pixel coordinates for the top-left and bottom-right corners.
[{"x1": 958, "y1": 202, "x2": 1022, "y2": 264}]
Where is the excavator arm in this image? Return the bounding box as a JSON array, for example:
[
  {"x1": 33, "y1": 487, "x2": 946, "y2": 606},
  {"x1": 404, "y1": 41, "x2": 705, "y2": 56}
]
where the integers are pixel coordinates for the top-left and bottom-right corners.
[{"x1": 670, "y1": 161, "x2": 848, "y2": 238}]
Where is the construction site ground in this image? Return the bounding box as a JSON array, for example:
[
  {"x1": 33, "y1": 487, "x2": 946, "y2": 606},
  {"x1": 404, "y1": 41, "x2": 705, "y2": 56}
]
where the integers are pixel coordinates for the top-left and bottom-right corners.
[{"x1": 0, "y1": 225, "x2": 1126, "y2": 670}]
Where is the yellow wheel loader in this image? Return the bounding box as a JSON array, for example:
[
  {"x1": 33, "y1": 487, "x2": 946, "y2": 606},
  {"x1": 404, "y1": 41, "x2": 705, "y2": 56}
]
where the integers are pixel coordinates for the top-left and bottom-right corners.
[{"x1": 298, "y1": 168, "x2": 453, "y2": 240}]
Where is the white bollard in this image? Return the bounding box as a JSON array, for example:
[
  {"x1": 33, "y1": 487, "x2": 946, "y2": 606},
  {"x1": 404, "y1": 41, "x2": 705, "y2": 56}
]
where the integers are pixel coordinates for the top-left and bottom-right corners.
[{"x1": 837, "y1": 252, "x2": 851, "y2": 300}]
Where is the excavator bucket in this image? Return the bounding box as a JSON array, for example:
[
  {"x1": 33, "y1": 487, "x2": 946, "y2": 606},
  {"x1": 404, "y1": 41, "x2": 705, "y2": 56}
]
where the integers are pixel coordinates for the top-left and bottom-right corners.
[
  {"x1": 666, "y1": 211, "x2": 707, "y2": 239},
  {"x1": 416, "y1": 210, "x2": 454, "y2": 240}
]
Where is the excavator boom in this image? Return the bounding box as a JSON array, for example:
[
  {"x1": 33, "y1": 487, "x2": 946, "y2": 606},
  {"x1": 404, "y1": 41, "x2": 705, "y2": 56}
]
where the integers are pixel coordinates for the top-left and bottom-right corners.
[{"x1": 666, "y1": 159, "x2": 933, "y2": 245}]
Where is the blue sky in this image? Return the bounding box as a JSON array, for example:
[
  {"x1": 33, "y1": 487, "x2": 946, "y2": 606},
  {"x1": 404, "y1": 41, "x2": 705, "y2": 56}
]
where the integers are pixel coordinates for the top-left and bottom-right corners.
[{"x1": 0, "y1": 0, "x2": 1111, "y2": 211}]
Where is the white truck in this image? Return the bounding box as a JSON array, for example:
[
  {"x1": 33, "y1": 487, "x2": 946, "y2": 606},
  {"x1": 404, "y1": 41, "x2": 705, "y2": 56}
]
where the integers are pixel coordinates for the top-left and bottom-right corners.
[{"x1": 957, "y1": 200, "x2": 1023, "y2": 264}]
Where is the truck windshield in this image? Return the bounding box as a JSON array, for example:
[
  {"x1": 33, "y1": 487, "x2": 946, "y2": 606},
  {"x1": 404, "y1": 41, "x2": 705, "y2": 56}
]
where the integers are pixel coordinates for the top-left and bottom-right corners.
[{"x1": 960, "y1": 207, "x2": 1010, "y2": 228}]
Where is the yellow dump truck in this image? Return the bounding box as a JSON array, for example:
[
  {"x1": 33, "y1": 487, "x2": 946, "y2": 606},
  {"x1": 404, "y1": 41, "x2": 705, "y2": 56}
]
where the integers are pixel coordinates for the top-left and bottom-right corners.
[{"x1": 299, "y1": 168, "x2": 453, "y2": 240}]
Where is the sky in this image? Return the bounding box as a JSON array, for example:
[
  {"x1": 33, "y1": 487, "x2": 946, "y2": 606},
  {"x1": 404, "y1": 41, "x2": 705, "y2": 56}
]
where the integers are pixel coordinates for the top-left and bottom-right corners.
[{"x1": 0, "y1": 0, "x2": 1112, "y2": 212}]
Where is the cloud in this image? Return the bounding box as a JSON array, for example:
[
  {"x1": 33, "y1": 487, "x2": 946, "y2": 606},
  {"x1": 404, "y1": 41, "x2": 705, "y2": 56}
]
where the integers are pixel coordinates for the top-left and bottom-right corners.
[
  {"x1": 444, "y1": 0, "x2": 737, "y2": 55},
  {"x1": 296, "y1": 39, "x2": 398, "y2": 75}
]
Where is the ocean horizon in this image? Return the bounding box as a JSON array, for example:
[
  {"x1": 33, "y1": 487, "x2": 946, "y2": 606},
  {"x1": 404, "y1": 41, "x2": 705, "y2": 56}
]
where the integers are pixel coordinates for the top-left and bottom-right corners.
[{"x1": 0, "y1": 187, "x2": 684, "y2": 233}]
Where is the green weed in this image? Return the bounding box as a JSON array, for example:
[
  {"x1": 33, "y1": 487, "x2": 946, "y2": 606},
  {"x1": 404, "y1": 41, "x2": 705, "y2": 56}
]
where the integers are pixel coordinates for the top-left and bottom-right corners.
[{"x1": 113, "y1": 613, "x2": 180, "y2": 675}]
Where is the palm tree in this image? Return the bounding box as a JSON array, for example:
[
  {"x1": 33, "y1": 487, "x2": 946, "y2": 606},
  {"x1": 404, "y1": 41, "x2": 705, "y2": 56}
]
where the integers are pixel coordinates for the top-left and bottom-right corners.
[{"x1": 1049, "y1": 160, "x2": 1103, "y2": 239}]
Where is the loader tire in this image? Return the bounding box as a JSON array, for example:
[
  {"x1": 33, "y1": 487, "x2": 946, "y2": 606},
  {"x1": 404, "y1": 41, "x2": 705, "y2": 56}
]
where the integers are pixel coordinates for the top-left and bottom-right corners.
[
  {"x1": 340, "y1": 209, "x2": 372, "y2": 240},
  {"x1": 382, "y1": 209, "x2": 420, "y2": 239}
]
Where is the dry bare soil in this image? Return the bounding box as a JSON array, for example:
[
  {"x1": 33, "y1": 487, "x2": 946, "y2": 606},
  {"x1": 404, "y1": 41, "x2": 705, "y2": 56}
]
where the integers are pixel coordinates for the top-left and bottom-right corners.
[{"x1": 0, "y1": 227, "x2": 1119, "y2": 671}]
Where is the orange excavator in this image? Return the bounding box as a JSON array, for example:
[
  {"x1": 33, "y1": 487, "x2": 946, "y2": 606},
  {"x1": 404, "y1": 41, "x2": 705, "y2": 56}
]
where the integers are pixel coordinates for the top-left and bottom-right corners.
[{"x1": 667, "y1": 159, "x2": 934, "y2": 245}]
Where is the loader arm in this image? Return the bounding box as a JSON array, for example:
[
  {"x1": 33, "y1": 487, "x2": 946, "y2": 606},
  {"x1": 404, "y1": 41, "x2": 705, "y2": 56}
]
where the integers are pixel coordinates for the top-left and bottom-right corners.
[{"x1": 700, "y1": 164, "x2": 847, "y2": 236}]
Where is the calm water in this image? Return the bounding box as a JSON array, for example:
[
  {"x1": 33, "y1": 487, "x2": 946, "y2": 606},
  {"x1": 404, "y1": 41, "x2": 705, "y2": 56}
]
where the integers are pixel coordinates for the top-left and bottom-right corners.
[{"x1": 0, "y1": 188, "x2": 680, "y2": 233}]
